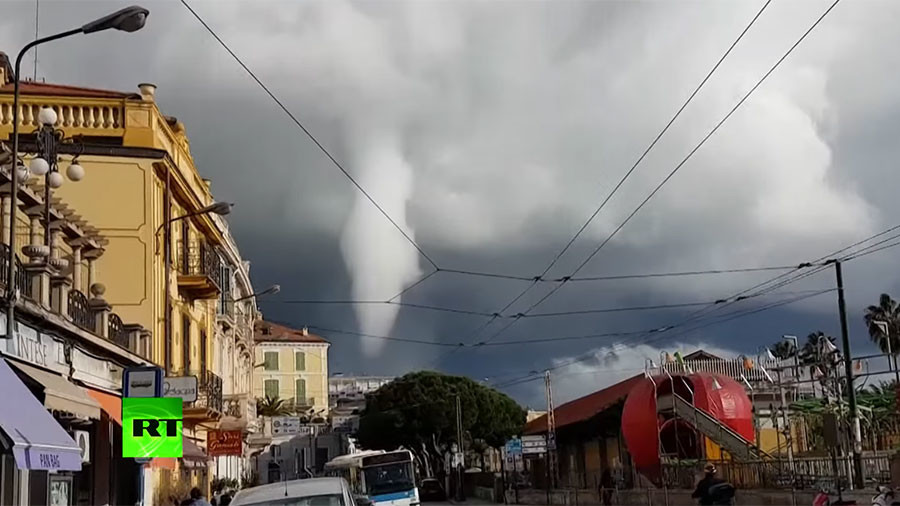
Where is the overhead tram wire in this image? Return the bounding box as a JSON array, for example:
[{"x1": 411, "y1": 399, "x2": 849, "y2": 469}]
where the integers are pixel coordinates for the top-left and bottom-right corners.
[
  {"x1": 498, "y1": 0, "x2": 846, "y2": 334},
  {"x1": 490, "y1": 228, "x2": 900, "y2": 390},
  {"x1": 430, "y1": 0, "x2": 776, "y2": 369},
  {"x1": 492, "y1": 288, "x2": 838, "y2": 390},
  {"x1": 180, "y1": 0, "x2": 438, "y2": 271},
  {"x1": 487, "y1": 225, "x2": 900, "y2": 387}
]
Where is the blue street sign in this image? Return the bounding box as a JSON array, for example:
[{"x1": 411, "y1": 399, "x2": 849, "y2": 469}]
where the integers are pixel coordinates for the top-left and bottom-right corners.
[{"x1": 505, "y1": 438, "x2": 522, "y2": 455}]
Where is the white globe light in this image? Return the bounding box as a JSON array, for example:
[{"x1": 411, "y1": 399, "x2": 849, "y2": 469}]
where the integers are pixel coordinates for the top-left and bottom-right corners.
[
  {"x1": 66, "y1": 163, "x2": 85, "y2": 182},
  {"x1": 38, "y1": 107, "x2": 58, "y2": 126},
  {"x1": 48, "y1": 171, "x2": 64, "y2": 189},
  {"x1": 15, "y1": 164, "x2": 28, "y2": 181},
  {"x1": 29, "y1": 157, "x2": 50, "y2": 176}
]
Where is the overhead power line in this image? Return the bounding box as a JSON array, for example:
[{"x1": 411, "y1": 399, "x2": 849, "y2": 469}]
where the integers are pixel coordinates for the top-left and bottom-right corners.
[
  {"x1": 430, "y1": 0, "x2": 776, "y2": 368},
  {"x1": 180, "y1": 0, "x2": 439, "y2": 270},
  {"x1": 461, "y1": 0, "x2": 845, "y2": 357}
]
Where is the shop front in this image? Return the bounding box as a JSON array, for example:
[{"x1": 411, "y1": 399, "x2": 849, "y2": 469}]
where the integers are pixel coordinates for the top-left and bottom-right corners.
[{"x1": 0, "y1": 314, "x2": 143, "y2": 506}]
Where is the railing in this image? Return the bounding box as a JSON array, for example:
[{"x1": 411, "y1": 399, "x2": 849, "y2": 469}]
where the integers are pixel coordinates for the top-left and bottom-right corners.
[
  {"x1": 67, "y1": 290, "x2": 93, "y2": 331},
  {"x1": 0, "y1": 101, "x2": 125, "y2": 133},
  {"x1": 177, "y1": 241, "x2": 222, "y2": 288},
  {"x1": 659, "y1": 455, "x2": 892, "y2": 490},
  {"x1": 0, "y1": 244, "x2": 33, "y2": 300},
  {"x1": 194, "y1": 370, "x2": 224, "y2": 414},
  {"x1": 108, "y1": 313, "x2": 126, "y2": 346}
]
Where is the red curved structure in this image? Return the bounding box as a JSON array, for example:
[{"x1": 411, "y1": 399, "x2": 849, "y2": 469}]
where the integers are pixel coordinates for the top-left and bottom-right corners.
[{"x1": 621, "y1": 373, "x2": 754, "y2": 484}]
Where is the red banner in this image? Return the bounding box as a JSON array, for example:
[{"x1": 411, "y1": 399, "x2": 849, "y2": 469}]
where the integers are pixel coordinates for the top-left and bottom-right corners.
[{"x1": 207, "y1": 430, "x2": 243, "y2": 457}]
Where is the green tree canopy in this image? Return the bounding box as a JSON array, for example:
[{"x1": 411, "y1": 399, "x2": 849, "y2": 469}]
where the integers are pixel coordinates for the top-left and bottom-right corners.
[{"x1": 356, "y1": 371, "x2": 525, "y2": 473}]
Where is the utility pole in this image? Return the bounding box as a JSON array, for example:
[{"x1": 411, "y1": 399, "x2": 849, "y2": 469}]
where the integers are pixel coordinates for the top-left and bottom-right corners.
[
  {"x1": 828, "y1": 258, "x2": 864, "y2": 488},
  {"x1": 544, "y1": 371, "x2": 557, "y2": 493},
  {"x1": 455, "y1": 394, "x2": 465, "y2": 502}
]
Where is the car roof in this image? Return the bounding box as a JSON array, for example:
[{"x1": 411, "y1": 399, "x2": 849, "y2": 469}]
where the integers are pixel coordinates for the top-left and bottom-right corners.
[{"x1": 231, "y1": 477, "x2": 347, "y2": 505}]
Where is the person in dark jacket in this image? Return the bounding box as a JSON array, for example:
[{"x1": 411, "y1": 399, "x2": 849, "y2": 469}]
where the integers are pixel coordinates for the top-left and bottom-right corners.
[{"x1": 691, "y1": 464, "x2": 734, "y2": 505}]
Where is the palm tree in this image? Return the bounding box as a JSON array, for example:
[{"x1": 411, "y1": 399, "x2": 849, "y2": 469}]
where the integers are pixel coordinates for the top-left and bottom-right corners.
[
  {"x1": 770, "y1": 340, "x2": 797, "y2": 360},
  {"x1": 864, "y1": 293, "x2": 900, "y2": 355},
  {"x1": 799, "y1": 331, "x2": 838, "y2": 365},
  {"x1": 256, "y1": 395, "x2": 292, "y2": 416}
]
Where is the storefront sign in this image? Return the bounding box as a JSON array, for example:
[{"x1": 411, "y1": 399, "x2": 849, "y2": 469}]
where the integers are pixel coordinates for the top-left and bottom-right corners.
[
  {"x1": 71, "y1": 349, "x2": 123, "y2": 392},
  {"x1": 163, "y1": 376, "x2": 198, "y2": 402},
  {"x1": 207, "y1": 430, "x2": 243, "y2": 457},
  {"x1": 0, "y1": 315, "x2": 66, "y2": 373}
]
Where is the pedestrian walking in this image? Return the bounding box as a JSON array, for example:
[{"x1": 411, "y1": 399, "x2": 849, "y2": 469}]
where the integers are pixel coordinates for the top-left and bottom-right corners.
[{"x1": 188, "y1": 488, "x2": 212, "y2": 506}]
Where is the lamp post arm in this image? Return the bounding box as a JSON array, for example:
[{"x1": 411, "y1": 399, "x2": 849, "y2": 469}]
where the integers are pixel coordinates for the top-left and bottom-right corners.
[{"x1": 5, "y1": 27, "x2": 84, "y2": 339}]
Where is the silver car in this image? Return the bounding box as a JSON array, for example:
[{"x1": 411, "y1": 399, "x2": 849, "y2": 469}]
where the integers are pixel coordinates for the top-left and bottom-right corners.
[{"x1": 231, "y1": 477, "x2": 371, "y2": 506}]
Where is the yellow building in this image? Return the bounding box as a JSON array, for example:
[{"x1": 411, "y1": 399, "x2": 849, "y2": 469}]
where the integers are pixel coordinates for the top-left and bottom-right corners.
[
  {"x1": 254, "y1": 321, "x2": 330, "y2": 416},
  {"x1": 0, "y1": 78, "x2": 259, "y2": 502}
]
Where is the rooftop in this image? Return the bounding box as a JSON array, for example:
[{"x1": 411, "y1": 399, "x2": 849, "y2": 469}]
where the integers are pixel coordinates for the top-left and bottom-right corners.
[
  {"x1": 524, "y1": 375, "x2": 644, "y2": 435},
  {"x1": 254, "y1": 320, "x2": 328, "y2": 344},
  {"x1": 0, "y1": 80, "x2": 139, "y2": 99}
]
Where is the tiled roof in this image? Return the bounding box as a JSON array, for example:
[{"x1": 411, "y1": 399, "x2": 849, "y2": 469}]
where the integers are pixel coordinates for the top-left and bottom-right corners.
[
  {"x1": 524, "y1": 374, "x2": 644, "y2": 435},
  {"x1": 0, "y1": 81, "x2": 138, "y2": 99},
  {"x1": 254, "y1": 320, "x2": 328, "y2": 344}
]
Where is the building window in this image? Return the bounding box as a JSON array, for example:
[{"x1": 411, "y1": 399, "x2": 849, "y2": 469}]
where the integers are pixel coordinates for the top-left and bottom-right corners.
[
  {"x1": 295, "y1": 351, "x2": 306, "y2": 371},
  {"x1": 264, "y1": 351, "x2": 279, "y2": 371},
  {"x1": 295, "y1": 379, "x2": 306, "y2": 405},
  {"x1": 264, "y1": 380, "x2": 279, "y2": 399}
]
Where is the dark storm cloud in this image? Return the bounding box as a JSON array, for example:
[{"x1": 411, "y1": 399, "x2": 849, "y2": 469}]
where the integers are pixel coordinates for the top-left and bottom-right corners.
[{"x1": 3, "y1": 0, "x2": 900, "y2": 406}]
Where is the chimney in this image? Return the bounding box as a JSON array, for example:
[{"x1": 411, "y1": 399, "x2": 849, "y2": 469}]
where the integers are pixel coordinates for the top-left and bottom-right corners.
[
  {"x1": 302, "y1": 327, "x2": 309, "y2": 336},
  {"x1": 138, "y1": 83, "x2": 156, "y2": 101}
]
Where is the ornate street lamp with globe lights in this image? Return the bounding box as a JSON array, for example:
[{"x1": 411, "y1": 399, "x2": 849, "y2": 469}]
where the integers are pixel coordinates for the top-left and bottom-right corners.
[{"x1": 24, "y1": 107, "x2": 87, "y2": 250}]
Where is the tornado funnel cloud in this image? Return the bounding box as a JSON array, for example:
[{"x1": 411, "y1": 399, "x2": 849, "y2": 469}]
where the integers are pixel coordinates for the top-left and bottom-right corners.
[{"x1": 340, "y1": 130, "x2": 421, "y2": 356}]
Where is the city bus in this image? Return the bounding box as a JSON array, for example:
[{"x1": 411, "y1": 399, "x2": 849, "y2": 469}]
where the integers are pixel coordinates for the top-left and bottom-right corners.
[{"x1": 325, "y1": 450, "x2": 419, "y2": 506}]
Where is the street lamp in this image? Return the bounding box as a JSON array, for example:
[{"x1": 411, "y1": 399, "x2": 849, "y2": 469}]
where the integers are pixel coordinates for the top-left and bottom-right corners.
[
  {"x1": 5, "y1": 5, "x2": 150, "y2": 340},
  {"x1": 233, "y1": 284, "x2": 281, "y2": 302},
  {"x1": 154, "y1": 201, "x2": 233, "y2": 252}
]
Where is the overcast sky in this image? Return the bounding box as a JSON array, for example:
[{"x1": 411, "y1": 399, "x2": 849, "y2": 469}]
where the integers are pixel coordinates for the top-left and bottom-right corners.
[{"x1": 3, "y1": 0, "x2": 900, "y2": 407}]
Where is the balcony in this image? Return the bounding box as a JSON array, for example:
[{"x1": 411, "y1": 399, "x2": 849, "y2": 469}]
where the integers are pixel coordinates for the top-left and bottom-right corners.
[
  {"x1": 221, "y1": 393, "x2": 259, "y2": 433},
  {"x1": 184, "y1": 370, "x2": 224, "y2": 421},
  {"x1": 176, "y1": 242, "x2": 222, "y2": 299},
  {"x1": 0, "y1": 244, "x2": 31, "y2": 300}
]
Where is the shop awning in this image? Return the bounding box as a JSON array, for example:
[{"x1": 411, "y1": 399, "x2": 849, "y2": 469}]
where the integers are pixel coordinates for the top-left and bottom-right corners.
[
  {"x1": 150, "y1": 436, "x2": 207, "y2": 469},
  {"x1": 0, "y1": 359, "x2": 82, "y2": 471},
  {"x1": 9, "y1": 361, "x2": 101, "y2": 420},
  {"x1": 85, "y1": 389, "x2": 121, "y2": 425}
]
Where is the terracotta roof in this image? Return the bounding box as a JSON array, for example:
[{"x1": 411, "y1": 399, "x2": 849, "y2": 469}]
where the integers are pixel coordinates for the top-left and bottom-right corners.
[
  {"x1": 524, "y1": 374, "x2": 644, "y2": 435},
  {"x1": 0, "y1": 81, "x2": 139, "y2": 99},
  {"x1": 254, "y1": 320, "x2": 328, "y2": 344}
]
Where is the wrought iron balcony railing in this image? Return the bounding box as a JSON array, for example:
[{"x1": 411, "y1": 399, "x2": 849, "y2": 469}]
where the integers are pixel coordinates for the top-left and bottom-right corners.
[
  {"x1": 176, "y1": 241, "x2": 223, "y2": 299},
  {"x1": 68, "y1": 290, "x2": 93, "y2": 332},
  {"x1": 193, "y1": 370, "x2": 224, "y2": 414},
  {"x1": 0, "y1": 244, "x2": 32, "y2": 300}
]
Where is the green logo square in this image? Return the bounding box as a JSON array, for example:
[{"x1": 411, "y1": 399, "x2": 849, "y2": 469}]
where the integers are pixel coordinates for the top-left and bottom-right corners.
[{"x1": 122, "y1": 397, "x2": 183, "y2": 458}]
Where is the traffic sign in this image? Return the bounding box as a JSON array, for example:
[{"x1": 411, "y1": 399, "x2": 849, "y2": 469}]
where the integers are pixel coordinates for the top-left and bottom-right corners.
[
  {"x1": 521, "y1": 435, "x2": 547, "y2": 454},
  {"x1": 123, "y1": 366, "x2": 163, "y2": 398},
  {"x1": 505, "y1": 438, "x2": 522, "y2": 456}
]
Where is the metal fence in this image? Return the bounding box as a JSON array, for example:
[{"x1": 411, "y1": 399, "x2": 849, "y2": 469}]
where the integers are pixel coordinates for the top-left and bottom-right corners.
[
  {"x1": 68, "y1": 289, "x2": 93, "y2": 331},
  {"x1": 660, "y1": 455, "x2": 892, "y2": 490}
]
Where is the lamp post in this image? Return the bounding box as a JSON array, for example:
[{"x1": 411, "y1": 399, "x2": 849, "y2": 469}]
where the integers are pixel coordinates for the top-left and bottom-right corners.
[
  {"x1": 233, "y1": 284, "x2": 280, "y2": 303},
  {"x1": 160, "y1": 201, "x2": 231, "y2": 374},
  {"x1": 4, "y1": 5, "x2": 149, "y2": 340}
]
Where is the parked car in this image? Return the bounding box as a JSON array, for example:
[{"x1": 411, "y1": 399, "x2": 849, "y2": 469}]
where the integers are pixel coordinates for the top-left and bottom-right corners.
[
  {"x1": 418, "y1": 478, "x2": 446, "y2": 502},
  {"x1": 231, "y1": 477, "x2": 370, "y2": 506}
]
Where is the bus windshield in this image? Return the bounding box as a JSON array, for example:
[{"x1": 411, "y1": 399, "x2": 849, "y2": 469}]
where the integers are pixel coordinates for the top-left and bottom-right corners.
[{"x1": 363, "y1": 462, "x2": 414, "y2": 496}]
